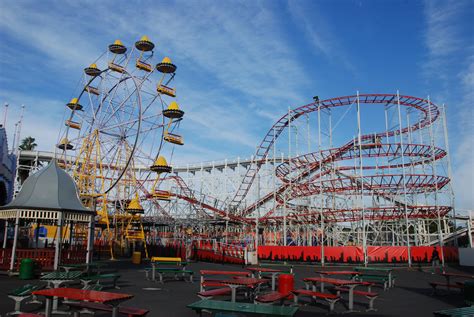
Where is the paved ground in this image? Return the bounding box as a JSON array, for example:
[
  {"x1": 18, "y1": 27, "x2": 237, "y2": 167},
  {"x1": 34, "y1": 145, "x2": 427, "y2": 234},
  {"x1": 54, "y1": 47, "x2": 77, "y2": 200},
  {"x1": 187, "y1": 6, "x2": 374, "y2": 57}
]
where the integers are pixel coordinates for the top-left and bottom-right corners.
[{"x1": 0, "y1": 260, "x2": 471, "y2": 316}]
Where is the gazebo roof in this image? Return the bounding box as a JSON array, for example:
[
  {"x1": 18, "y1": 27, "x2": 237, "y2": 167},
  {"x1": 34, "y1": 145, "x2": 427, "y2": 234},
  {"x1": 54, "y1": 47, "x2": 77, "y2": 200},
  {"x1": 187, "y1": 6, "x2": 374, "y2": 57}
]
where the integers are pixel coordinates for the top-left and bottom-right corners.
[{"x1": 0, "y1": 160, "x2": 93, "y2": 216}]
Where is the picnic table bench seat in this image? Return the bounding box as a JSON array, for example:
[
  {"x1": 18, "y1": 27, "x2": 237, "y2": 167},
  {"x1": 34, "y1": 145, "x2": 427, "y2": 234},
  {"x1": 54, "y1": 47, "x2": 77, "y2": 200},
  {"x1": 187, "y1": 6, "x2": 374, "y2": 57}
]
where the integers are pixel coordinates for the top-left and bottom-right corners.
[
  {"x1": 200, "y1": 270, "x2": 251, "y2": 292},
  {"x1": 7, "y1": 284, "x2": 44, "y2": 316},
  {"x1": 80, "y1": 273, "x2": 121, "y2": 289},
  {"x1": 433, "y1": 306, "x2": 474, "y2": 317},
  {"x1": 429, "y1": 281, "x2": 464, "y2": 294},
  {"x1": 187, "y1": 299, "x2": 298, "y2": 316},
  {"x1": 291, "y1": 289, "x2": 340, "y2": 311},
  {"x1": 150, "y1": 268, "x2": 194, "y2": 283},
  {"x1": 68, "y1": 301, "x2": 149, "y2": 317},
  {"x1": 333, "y1": 286, "x2": 379, "y2": 311},
  {"x1": 355, "y1": 275, "x2": 389, "y2": 290},
  {"x1": 197, "y1": 287, "x2": 232, "y2": 299},
  {"x1": 255, "y1": 291, "x2": 290, "y2": 304},
  {"x1": 145, "y1": 267, "x2": 189, "y2": 279}
]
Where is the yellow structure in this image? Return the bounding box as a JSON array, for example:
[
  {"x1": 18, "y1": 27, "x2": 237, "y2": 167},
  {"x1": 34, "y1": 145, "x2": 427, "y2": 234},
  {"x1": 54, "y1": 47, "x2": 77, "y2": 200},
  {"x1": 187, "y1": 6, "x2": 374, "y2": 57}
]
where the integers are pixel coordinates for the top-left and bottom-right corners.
[
  {"x1": 57, "y1": 137, "x2": 73, "y2": 150},
  {"x1": 67, "y1": 98, "x2": 82, "y2": 111},
  {"x1": 84, "y1": 63, "x2": 101, "y2": 77},
  {"x1": 108, "y1": 39, "x2": 127, "y2": 73},
  {"x1": 125, "y1": 194, "x2": 148, "y2": 258},
  {"x1": 163, "y1": 102, "x2": 184, "y2": 145},
  {"x1": 58, "y1": 38, "x2": 185, "y2": 261},
  {"x1": 157, "y1": 84, "x2": 176, "y2": 97},
  {"x1": 156, "y1": 57, "x2": 177, "y2": 73},
  {"x1": 135, "y1": 36, "x2": 154, "y2": 72},
  {"x1": 109, "y1": 39, "x2": 127, "y2": 54},
  {"x1": 135, "y1": 36, "x2": 155, "y2": 51}
]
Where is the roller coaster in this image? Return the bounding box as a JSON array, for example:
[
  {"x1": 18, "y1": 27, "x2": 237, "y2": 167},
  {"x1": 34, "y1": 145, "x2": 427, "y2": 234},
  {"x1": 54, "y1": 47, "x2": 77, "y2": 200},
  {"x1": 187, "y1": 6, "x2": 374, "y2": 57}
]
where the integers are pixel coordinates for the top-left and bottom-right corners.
[{"x1": 17, "y1": 91, "x2": 459, "y2": 251}]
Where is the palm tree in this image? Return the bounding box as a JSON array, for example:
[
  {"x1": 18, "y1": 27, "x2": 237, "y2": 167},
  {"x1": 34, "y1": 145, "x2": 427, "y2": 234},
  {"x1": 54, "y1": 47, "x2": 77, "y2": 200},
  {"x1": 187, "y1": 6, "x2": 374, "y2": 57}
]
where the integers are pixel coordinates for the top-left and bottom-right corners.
[
  {"x1": 19, "y1": 136, "x2": 37, "y2": 151},
  {"x1": 18, "y1": 136, "x2": 38, "y2": 183}
]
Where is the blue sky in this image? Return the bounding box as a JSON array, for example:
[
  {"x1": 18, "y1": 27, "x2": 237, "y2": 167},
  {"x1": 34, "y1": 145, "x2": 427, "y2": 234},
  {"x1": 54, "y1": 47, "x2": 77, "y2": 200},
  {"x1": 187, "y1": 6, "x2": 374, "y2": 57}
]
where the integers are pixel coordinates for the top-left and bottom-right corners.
[{"x1": 0, "y1": 0, "x2": 472, "y2": 209}]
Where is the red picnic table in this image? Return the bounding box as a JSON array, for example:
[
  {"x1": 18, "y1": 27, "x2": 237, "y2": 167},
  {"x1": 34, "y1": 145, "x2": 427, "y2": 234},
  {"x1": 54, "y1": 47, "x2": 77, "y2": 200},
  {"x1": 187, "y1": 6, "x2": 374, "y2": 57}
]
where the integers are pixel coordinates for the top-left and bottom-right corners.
[
  {"x1": 304, "y1": 277, "x2": 365, "y2": 312},
  {"x1": 221, "y1": 278, "x2": 269, "y2": 302},
  {"x1": 314, "y1": 270, "x2": 359, "y2": 292},
  {"x1": 441, "y1": 272, "x2": 474, "y2": 290},
  {"x1": 33, "y1": 287, "x2": 133, "y2": 317},
  {"x1": 247, "y1": 267, "x2": 282, "y2": 291}
]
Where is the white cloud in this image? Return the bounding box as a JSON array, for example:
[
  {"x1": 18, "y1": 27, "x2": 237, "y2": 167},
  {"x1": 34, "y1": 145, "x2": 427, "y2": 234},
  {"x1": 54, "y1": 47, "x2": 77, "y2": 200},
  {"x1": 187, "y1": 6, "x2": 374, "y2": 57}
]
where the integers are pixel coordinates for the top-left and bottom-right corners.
[{"x1": 287, "y1": 1, "x2": 356, "y2": 73}]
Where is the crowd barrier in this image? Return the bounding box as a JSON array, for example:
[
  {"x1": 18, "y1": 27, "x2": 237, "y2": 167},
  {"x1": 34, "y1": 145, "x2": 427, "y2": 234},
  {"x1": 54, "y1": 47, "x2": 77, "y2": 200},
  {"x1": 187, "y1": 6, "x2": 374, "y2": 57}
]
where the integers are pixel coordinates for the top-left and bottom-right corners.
[
  {"x1": 0, "y1": 247, "x2": 87, "y2": 271},
  {"x1": 258, "y1": 246, "x2": 459, "y2": 263}
]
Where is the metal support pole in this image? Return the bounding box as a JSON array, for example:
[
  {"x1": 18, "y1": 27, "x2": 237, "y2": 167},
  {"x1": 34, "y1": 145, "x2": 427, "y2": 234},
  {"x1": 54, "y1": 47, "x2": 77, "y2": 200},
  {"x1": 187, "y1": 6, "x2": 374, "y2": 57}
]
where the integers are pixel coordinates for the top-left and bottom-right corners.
[
  {"x1": 86, "y1": 215, "x2": 94, "y2": 264},
  {"x1": 468, "y1": 212, "x2": 473, "y2": 248},
  {"x1": 318, "y1": 100, "x2": 325, "y2": 266},
  {"x1": 397, "y1": 91, "x2": 412, "y2": 267},
  {"x1": 441, "y1": 104, "x2": 457, "y2": 246},
  {"x1": 427, "y1": 96, "x2": 445, "y2": 267},
  {"x1": 54, "y1": 212, "x2": 63, "y2": 270},
  {"x1": 356, "y1": 92, "x2": 368, "y2": 266},
  {"x1": 10, "y1": 211, "x2": 20, "y2": 271},
  {"x1": 2, "y1": 220, "x2": 8, "y2": 249}
]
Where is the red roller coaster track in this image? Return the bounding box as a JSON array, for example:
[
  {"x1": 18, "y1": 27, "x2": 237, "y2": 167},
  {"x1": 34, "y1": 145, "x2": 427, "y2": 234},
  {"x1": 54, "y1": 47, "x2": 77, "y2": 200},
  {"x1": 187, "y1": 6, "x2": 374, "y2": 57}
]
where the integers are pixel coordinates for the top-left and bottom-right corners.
[{"x1": 148, "y1": 94, "x2": 451, "y2": 225}]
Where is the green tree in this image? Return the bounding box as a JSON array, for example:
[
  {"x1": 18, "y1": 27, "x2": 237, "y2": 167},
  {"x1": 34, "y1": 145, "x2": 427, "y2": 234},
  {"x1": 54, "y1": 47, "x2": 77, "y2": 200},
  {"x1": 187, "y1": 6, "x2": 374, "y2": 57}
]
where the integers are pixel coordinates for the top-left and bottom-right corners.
[
  {"x1": 18, "y1": 136, "x2": 39, "y2": 183},
  {"x1": 19, "y1": 136, "x2": 37, "y2": 151}
]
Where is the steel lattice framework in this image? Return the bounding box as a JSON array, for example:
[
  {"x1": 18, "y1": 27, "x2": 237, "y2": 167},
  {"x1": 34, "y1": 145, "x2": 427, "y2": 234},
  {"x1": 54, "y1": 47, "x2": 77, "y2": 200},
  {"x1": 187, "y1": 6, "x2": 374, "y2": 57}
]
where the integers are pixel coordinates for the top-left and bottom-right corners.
[{"x1": 15, "y1": 93, "x2": 457, "y2": 250}]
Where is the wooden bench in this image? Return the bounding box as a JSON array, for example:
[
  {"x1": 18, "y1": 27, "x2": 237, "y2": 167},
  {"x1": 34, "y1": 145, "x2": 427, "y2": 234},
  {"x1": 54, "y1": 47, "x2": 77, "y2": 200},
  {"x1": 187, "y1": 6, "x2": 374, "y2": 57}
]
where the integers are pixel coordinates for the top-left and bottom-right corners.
[
  {"x1": 355, "y1": 274, "x2": 389, "y2": 290},
  {"x1": 197, "y1": 287, "x2": 232, "y2": 300},
  {"x1": 255, "y1": 291, "x2": 290, "y2": 305},
  {"x1": 291, "y1": 289, "x2": 340, "y2": 312},
  {"x1": 18, "y1": 314, "x2": 43, "y2": 317},
  {"x1": 200, "y1": 270, "x2": 251, "y2": 292},
  {"x1": 80, "y1": 273, "x2": 121, "y2": 289},
  {"x1": 334, "y1": 286, "x2": 379, "y2": 311},
  {"x1": 429, "y1": 281, "x2": 464, "y2": 295},
  {"x1": 187, "y1": 299, "x2": 298, "y2": 316},
  {"x1": 68, "y1": 301, "x2": 149, "y2": 317},
  {"x1": 7, "y1": 284, "x2": 44, "y2": 315},
  {"x1": 433, "y1": 306, "x2": 474, "y2": 316}
]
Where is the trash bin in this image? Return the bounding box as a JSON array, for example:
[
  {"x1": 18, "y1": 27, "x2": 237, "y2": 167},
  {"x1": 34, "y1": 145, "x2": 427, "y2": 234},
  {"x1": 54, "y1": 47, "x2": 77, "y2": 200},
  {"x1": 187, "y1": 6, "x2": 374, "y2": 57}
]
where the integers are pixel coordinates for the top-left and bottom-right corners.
[
  {"x1": 278, "y1": 273, "x2": 294, "y2": 298},
  {"x1": 19, "y1": 258, "x2": 35, "y2": 280},
  {"x1": 132, "y1": 251, "x2": 141, "y2": 264}
]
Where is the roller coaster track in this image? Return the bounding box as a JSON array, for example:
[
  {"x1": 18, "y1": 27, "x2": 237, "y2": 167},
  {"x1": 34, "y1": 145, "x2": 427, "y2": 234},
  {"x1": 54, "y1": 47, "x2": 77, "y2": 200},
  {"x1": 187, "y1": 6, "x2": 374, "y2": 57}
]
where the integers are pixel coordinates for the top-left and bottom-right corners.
[{"x1": 232, "y1": 94, "x2": 443, "y2": 219}]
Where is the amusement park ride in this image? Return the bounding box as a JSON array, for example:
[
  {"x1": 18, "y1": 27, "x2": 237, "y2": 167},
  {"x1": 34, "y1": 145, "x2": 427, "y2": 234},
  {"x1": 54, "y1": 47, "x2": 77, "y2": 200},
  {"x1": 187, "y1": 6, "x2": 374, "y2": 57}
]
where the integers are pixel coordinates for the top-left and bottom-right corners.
[
  {"x1": 14, "y1": 37, "x2": 462, "y2": 262},
  {"x1": 56, "y1": 36, "x2": 185, "y2": 258}
]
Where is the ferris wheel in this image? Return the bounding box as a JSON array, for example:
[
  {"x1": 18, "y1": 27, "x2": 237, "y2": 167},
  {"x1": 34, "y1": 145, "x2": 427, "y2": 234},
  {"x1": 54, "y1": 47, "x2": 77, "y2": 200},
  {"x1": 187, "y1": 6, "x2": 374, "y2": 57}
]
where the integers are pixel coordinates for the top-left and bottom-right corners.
[{"x1": 56, "y1": 36, "x2": 184, "y2": 208}]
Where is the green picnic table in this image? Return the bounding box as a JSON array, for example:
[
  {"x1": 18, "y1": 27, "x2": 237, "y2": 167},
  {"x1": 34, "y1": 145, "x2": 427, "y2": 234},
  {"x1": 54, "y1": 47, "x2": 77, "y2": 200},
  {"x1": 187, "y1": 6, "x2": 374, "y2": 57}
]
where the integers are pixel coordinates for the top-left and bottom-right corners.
[
  {"x1": 355, "y1": 267, "x2": 394, "y2": 288},
  {"x1": 187, "y1": 299, "x2": 298, "y2": 316},
  {"x1": 40, "y1": 271, "x2": 83, "y2": 312},
  {"x1": 433, "y1": 306, "x2": 474, "y2": 317},
  {"x1": 60, "y1": 262, "x2": 104, "y2": 274}
]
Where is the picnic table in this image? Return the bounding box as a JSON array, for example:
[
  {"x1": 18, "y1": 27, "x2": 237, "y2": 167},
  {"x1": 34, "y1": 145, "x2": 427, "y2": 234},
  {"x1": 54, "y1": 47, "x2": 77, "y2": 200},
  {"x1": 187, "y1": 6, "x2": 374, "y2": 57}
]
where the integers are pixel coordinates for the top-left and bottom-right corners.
[
  {"x1": 32, "y1": 287, "x2": 133, "y2": 317},
  {"x1": 221, "y1": 277, "x2": 269, "y2": 302},
  {"x1": 187, "y1": 299, "x2": 298, "y2": 317},
  {"x1": 442, "y1": 272, "x2": 474, "y2": 286},
  {"x1": 149, "y1": 257, "x2": 188, "y2": 282},
  {"x1": 315, "y1": 270, "x2": 359, "y2": 292},
  {"x1": 60, "y1": 262, "x2": 104, "y2": 274},
  {"x1": 40, "y1": 271, "x2": 83, "y2": 288},
  {"x1": 247, "y1": 267, "x2": 282, "y2": 291},
  {"x1": 355, "y1": 267, "x2": 394, "y2": 287},
  {"x1": 151, "y1": 256, "x2": 182, "y2": 262},
  {"x1": 40, "y1": 271, "x2": 83, "y2": 312},
  {"x1": 304, "y1": 277, "x2": 365, "y2": 311}
]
